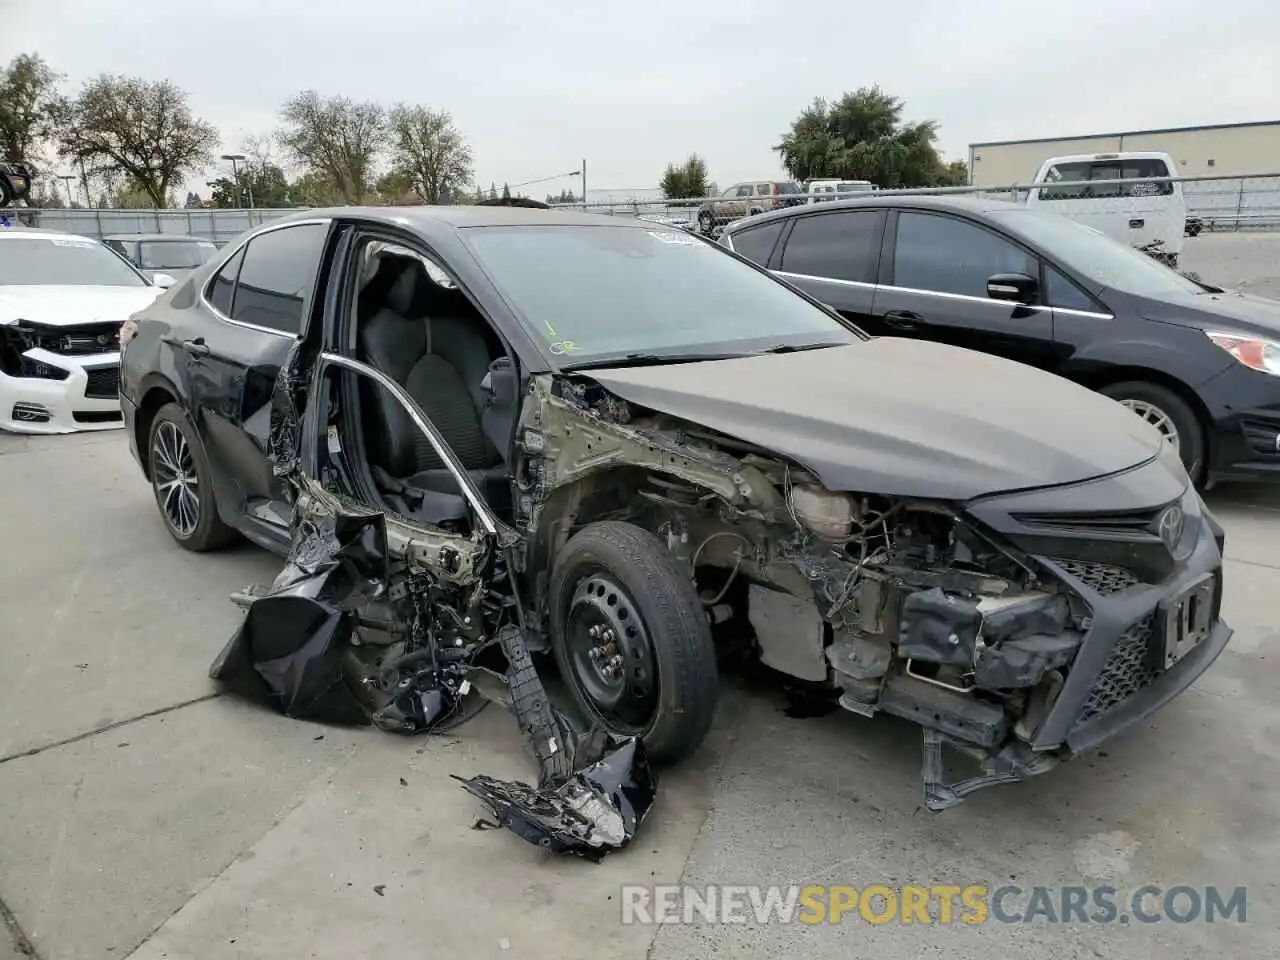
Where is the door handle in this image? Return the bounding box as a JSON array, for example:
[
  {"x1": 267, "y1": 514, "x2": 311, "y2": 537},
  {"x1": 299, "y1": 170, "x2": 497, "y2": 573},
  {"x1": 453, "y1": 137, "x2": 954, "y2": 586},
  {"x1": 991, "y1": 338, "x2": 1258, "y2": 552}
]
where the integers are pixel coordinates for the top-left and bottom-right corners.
[
  {"x1": 882, "y1": 310, "x2": 923, "y2": 331},
  {"x1": 180, "y1": 337, "x2": 210, "y2": 358}
]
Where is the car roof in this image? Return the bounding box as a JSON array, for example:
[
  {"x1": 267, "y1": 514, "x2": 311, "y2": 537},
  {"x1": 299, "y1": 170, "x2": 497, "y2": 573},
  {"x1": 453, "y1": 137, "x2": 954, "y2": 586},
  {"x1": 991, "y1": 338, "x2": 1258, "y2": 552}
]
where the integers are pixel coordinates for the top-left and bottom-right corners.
[
  {"x1": 278, "y1": 204, "x2": 663, "y2": 234},
  {"x1": 720, "y1": 193, "x2": 1022, "y2": 233},
  {"x1": 101, "y1": 233, "x2": 212, "y2": 241},
  {"x1": 0, "y1": 225, "x2": 99, "y2": 242},
  {"x1": 1040, "y1": 151, "x2": 1173, "y2": 164}
]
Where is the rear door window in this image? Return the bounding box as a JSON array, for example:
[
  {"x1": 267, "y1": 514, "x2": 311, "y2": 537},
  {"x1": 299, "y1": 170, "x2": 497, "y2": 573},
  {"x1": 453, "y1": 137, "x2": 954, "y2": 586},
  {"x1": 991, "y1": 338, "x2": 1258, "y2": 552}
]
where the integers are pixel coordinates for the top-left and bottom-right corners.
[
  {"x1": 891, "y1": 211, "x2": 1037, "y2": 299},
  {"x1": 227, "y1": 223, "x2": 328, "y2": 335},
  {"x1": 779, "y1": 210, "x2": 883, "y2": 284}
]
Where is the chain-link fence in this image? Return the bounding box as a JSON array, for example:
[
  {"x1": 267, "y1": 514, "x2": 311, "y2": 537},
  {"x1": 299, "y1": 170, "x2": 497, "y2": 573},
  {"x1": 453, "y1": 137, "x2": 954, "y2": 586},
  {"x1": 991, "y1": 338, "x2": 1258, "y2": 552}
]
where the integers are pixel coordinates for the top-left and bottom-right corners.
[
  {"x1": 547, "y1": 172, "x2": 1280, "y2": 238},
  {"x1": 4, "y1": 206, "x2": 301, "y2": 244},
  {"x1": 6, "y1": 171, "x2": 1280, "y2": 244}
]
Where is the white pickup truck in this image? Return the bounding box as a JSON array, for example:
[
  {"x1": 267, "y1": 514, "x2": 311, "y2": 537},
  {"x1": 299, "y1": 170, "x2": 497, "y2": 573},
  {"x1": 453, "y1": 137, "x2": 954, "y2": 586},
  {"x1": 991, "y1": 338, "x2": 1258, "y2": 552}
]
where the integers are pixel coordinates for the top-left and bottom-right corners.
[{"x1": 1025, "y1": 151, "x2": 1186, "y2": 268}]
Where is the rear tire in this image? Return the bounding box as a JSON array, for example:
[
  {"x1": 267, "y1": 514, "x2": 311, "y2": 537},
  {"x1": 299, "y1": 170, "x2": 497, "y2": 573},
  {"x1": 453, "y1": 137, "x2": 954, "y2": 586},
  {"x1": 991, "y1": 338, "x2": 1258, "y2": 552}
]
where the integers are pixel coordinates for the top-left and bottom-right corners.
[
  {"x1": 549, "y1": 521, "x2": 718, "y2": 764},
  {"x1": 147, "y1": 402, "x2": 239, "y2": 552},
  {"x1": 1098, "y1": 381, "x2": 1205, "y2": 482}
]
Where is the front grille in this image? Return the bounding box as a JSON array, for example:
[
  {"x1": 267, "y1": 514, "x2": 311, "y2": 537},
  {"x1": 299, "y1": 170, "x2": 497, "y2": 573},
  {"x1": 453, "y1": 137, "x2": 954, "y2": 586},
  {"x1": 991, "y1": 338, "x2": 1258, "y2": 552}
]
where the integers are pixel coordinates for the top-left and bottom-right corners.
[
  {"x1": 1076, "y1": 614, "x2": 1162, "y2": 725},
  {"x1": 1052, "y1": 558, "x2": 1141, "y2": 595},
  {"x1": 84, "y1": 365, "x2": 120, "y2": 399},
  {"x1": 8, "y1": 321, "x2": 121, "y2": 356},
  {"x1": 73, "y1": 410, "x2": 122, "y2": 424},
  {"x1": 1015, "y1": 507, "x2": 1161, "y2": 536}
]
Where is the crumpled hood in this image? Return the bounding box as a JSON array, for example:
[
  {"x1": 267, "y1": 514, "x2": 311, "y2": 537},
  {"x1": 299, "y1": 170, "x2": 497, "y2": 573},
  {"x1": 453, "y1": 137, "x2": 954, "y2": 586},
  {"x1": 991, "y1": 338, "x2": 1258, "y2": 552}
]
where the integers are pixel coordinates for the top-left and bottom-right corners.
[
  {"x1": 0, "y1": 285, "x2": 162, "y2": 327},
  {"x1": 585, "y1": 338, "x2": 1165, "y2": 501}
]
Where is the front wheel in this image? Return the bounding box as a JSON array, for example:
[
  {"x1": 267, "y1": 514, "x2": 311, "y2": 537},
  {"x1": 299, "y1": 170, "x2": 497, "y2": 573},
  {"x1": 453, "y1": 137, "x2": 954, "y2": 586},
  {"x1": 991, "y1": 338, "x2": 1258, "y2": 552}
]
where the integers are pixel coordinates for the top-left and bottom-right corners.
[
  {"x1": 147, "y1": 403, "x2": 238, "y2": 551},
  {"x1": 1098, "y1": 381, "x2": 1205, "y2": 482},
  {"x1": 548, "y1": 521, "x2": 718, "y2": 764}
]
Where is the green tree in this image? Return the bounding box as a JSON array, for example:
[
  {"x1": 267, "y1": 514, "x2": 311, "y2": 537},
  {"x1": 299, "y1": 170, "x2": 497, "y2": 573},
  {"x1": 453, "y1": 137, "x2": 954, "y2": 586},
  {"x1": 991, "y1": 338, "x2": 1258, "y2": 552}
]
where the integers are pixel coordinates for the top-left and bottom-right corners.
[
  {"x1": 0, "y1": 53, "x2": 65, "y2": 169},
  {"x1": 112, "y1": 182, "x2": 159, "y2": 208},
  {"x1": 375, "y1": 169, "x2": 413, "y2": 203},
  {"x1": 183, "y1": 190, "x2": 202, "y2": 208},
  {"x1": 488, "y1": 182, "x2": 497, "y2": 199},
  {"x1": 501, "y1": 182, "x2": 510, "y2": 200},
  {"x1": 58, "y1": 74, "x2": 218, "y2": 206},
  {"x1": 659, "y1": 153, "x2": 711, "y2": 199},
  {"x1": 278, "y1": 91, "x2": 387, "y2": 203},
  {"x1": 938, "y1": 159, "x2": 969, "y2": 186},
  {"x1": 289, "y1": 171, "x2": 342, "y2": 207},
  {"x1": 775, "y1": 86, "x2": 957, "y2": 189},
  {"x1": 387, "y1": 104, "x2": 473, "y2": 203}
]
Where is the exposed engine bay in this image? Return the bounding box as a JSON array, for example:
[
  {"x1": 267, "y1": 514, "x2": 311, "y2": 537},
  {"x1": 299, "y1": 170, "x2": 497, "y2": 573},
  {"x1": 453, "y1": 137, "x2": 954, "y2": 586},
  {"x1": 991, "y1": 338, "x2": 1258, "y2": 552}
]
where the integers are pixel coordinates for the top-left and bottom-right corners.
[{"x1": 519, "y1": 377, "x2": 1096, "y2": 809}]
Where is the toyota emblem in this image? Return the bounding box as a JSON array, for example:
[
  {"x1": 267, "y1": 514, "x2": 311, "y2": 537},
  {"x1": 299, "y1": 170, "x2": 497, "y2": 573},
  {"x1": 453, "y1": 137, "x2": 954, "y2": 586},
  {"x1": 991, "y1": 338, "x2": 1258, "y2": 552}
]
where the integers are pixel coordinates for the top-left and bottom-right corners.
[{"x1": 1155, "y1": 504, "x2": 1184, "y2": 549}]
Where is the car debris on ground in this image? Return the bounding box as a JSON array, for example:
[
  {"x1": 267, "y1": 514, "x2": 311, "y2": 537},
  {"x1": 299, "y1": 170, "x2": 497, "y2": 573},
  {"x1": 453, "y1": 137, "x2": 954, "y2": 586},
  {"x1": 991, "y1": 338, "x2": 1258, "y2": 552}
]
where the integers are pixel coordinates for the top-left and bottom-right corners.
[{"x1": 211, "y1": 512, "x2": 656, "y2": 861}]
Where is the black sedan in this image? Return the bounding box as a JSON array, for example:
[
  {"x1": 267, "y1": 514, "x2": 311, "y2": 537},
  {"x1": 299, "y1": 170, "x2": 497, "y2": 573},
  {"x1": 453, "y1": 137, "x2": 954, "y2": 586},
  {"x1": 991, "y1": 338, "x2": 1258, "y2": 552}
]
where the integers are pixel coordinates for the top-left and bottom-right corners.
[
  {"x1": 118, "y1": 207, "x2": 1229, "y2": 810},
  {"x1": 719, "y1": 195, "x2": 1280, "y2": 488}
]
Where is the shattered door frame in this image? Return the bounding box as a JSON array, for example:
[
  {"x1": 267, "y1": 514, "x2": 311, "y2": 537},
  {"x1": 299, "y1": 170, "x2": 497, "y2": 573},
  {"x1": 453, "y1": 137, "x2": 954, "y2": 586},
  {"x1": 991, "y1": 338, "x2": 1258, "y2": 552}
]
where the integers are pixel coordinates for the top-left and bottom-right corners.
[{"x1": 292, "y1": 352, "x2": 523, "y2": 580}]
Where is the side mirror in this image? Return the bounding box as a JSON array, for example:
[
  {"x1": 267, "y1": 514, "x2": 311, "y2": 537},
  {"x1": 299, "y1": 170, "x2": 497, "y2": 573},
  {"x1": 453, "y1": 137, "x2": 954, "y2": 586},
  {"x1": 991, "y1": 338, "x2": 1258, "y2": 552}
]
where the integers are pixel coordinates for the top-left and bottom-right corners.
[
  {"x1": 151, "y1": 272, "x2": 177, "y2": 289},
  {"x1": 987, "y1": 272, "x2": 1038, "y2": 305}
]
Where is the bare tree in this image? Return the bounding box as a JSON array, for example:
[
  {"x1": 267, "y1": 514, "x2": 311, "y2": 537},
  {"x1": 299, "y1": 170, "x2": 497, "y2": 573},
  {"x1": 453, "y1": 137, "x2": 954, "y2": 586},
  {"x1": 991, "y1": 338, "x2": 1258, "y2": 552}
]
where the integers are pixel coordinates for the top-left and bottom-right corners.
[
  {"x1": 387, "y1": 104, "x2": 473, "y2": 204},
  {"x1": 277, "y1": 91, "x2": 387, "y2": 204},
  {"x1": 58, "y1": 74, "x2": 219, "y2": 206},
  {"x1": 0, "y1": 52, "x2": 66, "y2": 169}
]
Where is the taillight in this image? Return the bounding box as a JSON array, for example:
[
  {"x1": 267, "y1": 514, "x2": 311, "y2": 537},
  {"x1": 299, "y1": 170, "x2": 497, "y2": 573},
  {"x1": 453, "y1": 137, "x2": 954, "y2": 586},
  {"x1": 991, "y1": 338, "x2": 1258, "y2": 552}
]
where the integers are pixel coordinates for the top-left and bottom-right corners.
[{"x1": 119, "y1": 317, "x2": 139, "y2": 348}]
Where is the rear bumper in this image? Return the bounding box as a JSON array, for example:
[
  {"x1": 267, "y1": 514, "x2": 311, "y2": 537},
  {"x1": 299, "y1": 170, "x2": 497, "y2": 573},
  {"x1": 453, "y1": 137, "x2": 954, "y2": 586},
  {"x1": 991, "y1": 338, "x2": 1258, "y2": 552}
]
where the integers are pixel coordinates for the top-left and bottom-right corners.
[{"x1": 121, "y1": 391, "x2": 145, "y2": 474}]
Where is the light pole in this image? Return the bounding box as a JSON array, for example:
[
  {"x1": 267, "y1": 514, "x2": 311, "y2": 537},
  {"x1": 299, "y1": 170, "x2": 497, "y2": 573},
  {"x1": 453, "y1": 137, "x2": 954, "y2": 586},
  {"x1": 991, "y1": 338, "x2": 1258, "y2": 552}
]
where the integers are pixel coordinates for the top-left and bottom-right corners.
[{"x1": 221, "y1": 153, "x2": 247, "y2": 208}]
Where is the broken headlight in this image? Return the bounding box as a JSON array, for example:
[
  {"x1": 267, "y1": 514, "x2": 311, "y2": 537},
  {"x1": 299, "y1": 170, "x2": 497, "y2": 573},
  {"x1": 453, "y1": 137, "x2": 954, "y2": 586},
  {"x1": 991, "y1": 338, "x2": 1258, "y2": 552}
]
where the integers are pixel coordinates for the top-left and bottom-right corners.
[{"x1": 1, "y1": 322, "x2": 70, "y2": 380}]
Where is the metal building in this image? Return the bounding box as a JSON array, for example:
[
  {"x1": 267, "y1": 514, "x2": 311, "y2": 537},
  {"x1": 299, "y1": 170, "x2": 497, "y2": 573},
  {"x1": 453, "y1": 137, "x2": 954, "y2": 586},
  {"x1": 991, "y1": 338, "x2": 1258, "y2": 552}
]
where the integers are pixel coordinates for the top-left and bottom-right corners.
[{"x1": 967, "y1": 120, "x2": 1280, "y2": 187}]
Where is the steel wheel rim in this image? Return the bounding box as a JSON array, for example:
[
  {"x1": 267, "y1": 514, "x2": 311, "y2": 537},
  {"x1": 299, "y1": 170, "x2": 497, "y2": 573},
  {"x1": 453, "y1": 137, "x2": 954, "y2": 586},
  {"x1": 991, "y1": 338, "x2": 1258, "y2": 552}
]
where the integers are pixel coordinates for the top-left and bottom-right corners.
[
  {"x1": 564, "y1": 572, "x2": 658, "y2": 733},
  {"x1": 1119, "y1": 398, "x2": 1180, "y2": 451},
  {"x1": 151, "y1": 420, "x2": 201, "y2": 537}
]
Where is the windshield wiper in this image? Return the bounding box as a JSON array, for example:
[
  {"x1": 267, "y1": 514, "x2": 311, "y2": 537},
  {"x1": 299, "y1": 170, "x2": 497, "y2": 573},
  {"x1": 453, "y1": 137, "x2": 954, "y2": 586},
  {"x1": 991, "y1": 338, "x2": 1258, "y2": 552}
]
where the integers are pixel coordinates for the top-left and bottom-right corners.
[
  {"x1": 750, "y1": 341, "x2": 852, "y2": 355},
  {"x1": 561, "y1": 351, "x2": 740, "y2": 371}
]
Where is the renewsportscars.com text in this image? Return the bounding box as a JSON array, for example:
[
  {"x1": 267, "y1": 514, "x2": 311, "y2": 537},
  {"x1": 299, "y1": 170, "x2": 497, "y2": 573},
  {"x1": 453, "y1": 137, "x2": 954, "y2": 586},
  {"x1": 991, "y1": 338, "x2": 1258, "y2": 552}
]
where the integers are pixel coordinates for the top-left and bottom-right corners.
[{"x1": 620, "y1": 884, "x2": 1248, "y2": 925}]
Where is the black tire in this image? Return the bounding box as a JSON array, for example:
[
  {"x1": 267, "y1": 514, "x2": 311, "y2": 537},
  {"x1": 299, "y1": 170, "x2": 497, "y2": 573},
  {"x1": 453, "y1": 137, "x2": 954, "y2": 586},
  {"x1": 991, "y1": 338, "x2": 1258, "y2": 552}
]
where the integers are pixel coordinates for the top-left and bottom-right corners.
[
  {"x1": 1098, "y1": 381, "x2": 1205, "y2": 481},
  {"x1": 147, "y1": 402, "x2": 239, "y2": 551},
  {"x1": 549, "y1": 521, "x2": 718, "y2": 764},
  {"x1": 697, "y1": 209, "x2": 714, "y2": 234}
]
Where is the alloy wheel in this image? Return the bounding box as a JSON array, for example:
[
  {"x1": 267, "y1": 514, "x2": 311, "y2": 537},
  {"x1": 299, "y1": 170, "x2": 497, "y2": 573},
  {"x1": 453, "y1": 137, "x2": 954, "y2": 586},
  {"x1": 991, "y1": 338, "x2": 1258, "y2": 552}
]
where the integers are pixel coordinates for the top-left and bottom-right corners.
[
  {"x1": 564, "y1": 572, "x2": 659, "y2": 733},
  {"x1": 1119, "y1": 398, "x2": 1181, "y2": 452},
  {"x1": 151, "y1": 420, "x2": 201, "y2": 537}
]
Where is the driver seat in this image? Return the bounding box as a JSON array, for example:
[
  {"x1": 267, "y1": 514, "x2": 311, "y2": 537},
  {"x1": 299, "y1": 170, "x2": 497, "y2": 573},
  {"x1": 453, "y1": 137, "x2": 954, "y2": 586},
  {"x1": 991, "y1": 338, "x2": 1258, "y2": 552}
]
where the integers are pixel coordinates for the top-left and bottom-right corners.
[{"x1": 357, "y1": 259, "x2": 511, "y2": 521}]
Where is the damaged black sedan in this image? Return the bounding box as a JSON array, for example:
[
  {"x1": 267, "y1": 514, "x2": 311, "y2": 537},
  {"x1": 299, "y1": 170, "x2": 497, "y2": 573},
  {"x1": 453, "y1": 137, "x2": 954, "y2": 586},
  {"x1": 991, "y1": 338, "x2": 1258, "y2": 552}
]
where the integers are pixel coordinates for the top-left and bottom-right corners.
[{"x1": 119, "y1": 207, "x2": 1231, "y2": 820}]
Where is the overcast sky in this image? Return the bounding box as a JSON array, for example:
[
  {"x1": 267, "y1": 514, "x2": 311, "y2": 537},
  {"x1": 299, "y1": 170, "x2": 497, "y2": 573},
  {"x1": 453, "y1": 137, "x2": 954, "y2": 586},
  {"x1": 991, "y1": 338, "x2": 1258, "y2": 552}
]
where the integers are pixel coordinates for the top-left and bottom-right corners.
[{"x1": 8, "y1": 0, "x2": 1278, "y2": 197}]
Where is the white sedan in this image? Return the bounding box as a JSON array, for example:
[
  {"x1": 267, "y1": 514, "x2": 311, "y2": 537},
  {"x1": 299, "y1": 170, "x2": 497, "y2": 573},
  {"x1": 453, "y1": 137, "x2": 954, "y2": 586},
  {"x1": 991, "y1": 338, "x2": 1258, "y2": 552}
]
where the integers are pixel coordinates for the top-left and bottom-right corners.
[{"x1": 0, "y1": 226, "x2": 174, "y2": 434}]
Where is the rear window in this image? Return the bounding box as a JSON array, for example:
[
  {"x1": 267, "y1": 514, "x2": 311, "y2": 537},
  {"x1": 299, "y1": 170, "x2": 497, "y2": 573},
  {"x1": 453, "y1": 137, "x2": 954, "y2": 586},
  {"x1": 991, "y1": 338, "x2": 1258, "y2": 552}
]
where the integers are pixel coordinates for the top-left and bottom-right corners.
[
  {"x1": 1037, "y1": 158, "x2": 1173, "y2": 200},
  {"x1": 778, "y1": 182, "x2": 802, "y2": 194}
]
